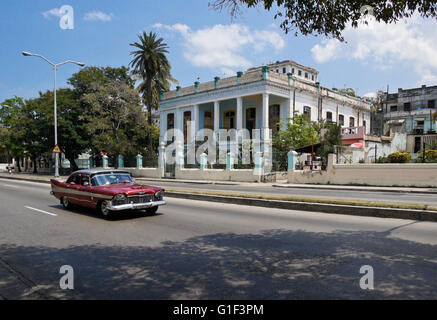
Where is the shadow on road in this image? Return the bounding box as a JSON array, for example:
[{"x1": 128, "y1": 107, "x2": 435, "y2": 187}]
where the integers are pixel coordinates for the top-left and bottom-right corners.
[
  {"x1": 1, "y1": 227, "x2": 436, "y2": 299},
  {"x1": 48, "y1": 204, "x2": 160, "y2": 221}
]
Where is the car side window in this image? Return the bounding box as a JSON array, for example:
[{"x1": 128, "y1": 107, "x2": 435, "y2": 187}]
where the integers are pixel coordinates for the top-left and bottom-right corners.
[
  {"x1": 67, "y1": 174, "x2": 79, "y2": 184},
  {"x1": 81, "y1": 175, "x2": 90, "y2": 186}
]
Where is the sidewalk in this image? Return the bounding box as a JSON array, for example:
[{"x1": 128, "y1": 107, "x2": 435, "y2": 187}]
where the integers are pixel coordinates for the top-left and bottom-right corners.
[
  {"x1": 1, "y1": 172, "x2": 437, "y2": 194},
  {"x1": 272, "y1": 183, "x2": 437, "y2": 194}
]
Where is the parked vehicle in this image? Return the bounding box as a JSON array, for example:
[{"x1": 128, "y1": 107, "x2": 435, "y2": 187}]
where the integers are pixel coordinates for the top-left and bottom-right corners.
[{"x1": 50, "y1": 169, "x2": 165, "y2": 217}]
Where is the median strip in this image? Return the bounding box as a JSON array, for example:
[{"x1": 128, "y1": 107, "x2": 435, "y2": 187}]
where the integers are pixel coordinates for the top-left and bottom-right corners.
[{"x1": 164, "y1": 188, "x2": 437, "y2": 222}]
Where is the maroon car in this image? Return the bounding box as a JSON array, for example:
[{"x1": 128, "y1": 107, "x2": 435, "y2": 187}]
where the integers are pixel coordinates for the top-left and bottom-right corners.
[{"x1": 50, "y1": 169, "x2": 165, "y2": 217}]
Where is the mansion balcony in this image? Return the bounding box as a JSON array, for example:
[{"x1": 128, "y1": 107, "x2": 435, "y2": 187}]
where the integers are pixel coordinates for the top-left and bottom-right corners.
[{"x1": 341, "y1": 126, "x2": 365, "y2": 145}]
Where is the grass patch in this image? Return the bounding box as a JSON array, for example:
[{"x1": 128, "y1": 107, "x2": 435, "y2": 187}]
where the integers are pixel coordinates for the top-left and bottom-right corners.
[{"x1": 166, "y1": 188, "x2": 437, "y2": 212}]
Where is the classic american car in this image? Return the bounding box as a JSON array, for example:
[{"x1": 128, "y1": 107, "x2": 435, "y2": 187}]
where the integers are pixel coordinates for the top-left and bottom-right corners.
[{"x1": 50, "y1": 169, "x2": 165, "y2": 217}]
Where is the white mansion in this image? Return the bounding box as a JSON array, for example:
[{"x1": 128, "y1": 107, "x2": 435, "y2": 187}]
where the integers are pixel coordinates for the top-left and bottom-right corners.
[{"x1": 159, "y1": 60, "x2": 372, "y2": 148}]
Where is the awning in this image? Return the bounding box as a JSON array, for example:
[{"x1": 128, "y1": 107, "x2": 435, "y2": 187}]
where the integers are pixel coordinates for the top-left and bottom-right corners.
[{"x1": 294, "y1": 143, "x2": 322, "y2": 153}]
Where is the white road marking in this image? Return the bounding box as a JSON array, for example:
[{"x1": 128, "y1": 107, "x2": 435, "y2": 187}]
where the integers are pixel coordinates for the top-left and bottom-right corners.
[{"x1": 24, "y1": 206, "x2": 58, "y2": 217}]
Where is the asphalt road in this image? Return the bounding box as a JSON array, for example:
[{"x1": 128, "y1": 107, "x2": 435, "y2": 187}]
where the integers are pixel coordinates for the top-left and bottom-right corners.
[
  {"x1": 137, "y1": 179, "x2": 437, "y2": 206},
  {"x1": 1, "y1": 179, "x2": 437, "y2": 299}
]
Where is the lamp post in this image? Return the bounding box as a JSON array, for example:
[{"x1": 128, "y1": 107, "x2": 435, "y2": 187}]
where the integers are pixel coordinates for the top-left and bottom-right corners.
[{"x1": 22, "y1": 51, "x2": 85, "y2": 177}]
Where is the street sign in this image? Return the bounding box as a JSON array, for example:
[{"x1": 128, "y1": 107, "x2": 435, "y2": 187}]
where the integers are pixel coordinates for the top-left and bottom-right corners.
[{"x1": 52, "y1": 144, "x2": 62, "y2": 154}]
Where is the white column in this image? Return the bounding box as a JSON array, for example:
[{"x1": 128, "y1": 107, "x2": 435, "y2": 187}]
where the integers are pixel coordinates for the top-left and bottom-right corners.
[
  {"x1": 192, "y1": 104, "x2": 199, "y2": 143},
  {"x1": 193, "y1": 104, "x2": 199, "y2": 132},
  {"x1": 236, "y1": 97, "x2": 243, "y2": 131},
  {"x1": 175, "y1": 107, "x2": 183, "y2": 142},
  {"x1": 175, "y1": 107, "x2": 184, "y2": 168},
  {"x1": 214, "y1": 101, "x2": 220, "y2": 134},
  {"x1": 159, "y1": 110, "x2": 165, "y2": 143},
  {"x1": 288, "y1": 92, "x2": 293, "y2": 123},
  {"x1": 262, "y1": 93, "x2": 269, "y2": 129}
]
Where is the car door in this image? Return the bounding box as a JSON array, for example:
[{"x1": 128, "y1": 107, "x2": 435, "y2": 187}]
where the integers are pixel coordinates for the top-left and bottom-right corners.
[
  {"x1": 65, "y1": 173, "x2": 82, "y2": 205},
  {"x1": 78, "y1": 174, "x2": 93, "y2": 208}
]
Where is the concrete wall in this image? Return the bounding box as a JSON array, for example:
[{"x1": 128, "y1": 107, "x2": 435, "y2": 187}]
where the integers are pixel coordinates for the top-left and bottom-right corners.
[
  {"x1": 175, "y1": 168, "x2": 260, "y2": 182},
  {"x1": 124, "y1": 167, "x2": 164, "y2": 179},
  {"x1": 288, "y1": 154, "x2": 437, "y2": 187}
]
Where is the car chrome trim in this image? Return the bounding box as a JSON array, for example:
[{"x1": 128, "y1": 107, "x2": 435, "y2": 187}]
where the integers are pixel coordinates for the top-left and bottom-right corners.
[
  {"x1": 51, "y1": 185, "x2": 113, "y2": 199},
  {"x1": 107, "y1": 200, "x2": 166, "y2": 211}
]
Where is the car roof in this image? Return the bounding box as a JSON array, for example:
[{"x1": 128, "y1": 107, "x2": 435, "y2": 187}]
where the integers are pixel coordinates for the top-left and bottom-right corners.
[{"x1": 72, "y1": 169, "x2": 131, "y2": 176}]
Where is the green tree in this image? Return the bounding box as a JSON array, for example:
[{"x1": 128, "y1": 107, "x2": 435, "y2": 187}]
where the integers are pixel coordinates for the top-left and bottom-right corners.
[
  {"x1": 0, "y1": 96, "x2": 26, "y2": 171},
  {"x1": 210, "y1": 0, "x2": 437, "y2": 40},
  {"x1": 129, "y1": 31, "x2": 175, "y2": 159},
  {"x1": 272, "y1": 113, "x2": 319, "y2": 170},
  {"x1": 320, "y1": 123, "x2": 343, "y2": 157},
  {"x1": 27, "y1": 89, "x2": 91, "y2": 172},
  {"x1": 81, "y1": 80, "x2": 150, "y2": 167}
]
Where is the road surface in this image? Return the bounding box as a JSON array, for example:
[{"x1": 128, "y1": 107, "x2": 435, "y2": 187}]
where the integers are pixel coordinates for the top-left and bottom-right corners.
[{"x1": 1, "y1": 179, "x2": 437, "y2": 299}]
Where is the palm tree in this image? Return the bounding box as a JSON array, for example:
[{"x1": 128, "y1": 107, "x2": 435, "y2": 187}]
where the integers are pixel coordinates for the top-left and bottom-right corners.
[{"x1": 129, "y1": 31, "x2": 176, "y2": 159}]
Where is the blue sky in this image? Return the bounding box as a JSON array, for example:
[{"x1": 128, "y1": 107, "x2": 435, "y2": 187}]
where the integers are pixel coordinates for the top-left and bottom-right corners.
[{"x1": 1, "y1": 0, "x2": 437, "y2": 102}]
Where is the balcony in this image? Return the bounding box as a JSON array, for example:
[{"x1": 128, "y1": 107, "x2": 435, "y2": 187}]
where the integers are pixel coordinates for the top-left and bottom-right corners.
[
  {"x1": 341, "y1": 126, "x2": 365, "y2": 143},
  {"x1": 384, "y1": 108, "x2": 436, "y2": 118}
]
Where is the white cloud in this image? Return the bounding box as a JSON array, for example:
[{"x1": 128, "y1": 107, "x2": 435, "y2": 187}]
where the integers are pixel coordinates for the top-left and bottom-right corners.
[
  {"x1": 42, "y1": 8, "x2": 63, "y2": 19},
  {"x1": 153, "y1": 23, "x2": 285, "y2": 71},
  {"x1": 311, "y1": 14, "x2": 437, "y2": 86},
  {"x1": 84, "y1": 11, "x2": 113, "y2": 22}
]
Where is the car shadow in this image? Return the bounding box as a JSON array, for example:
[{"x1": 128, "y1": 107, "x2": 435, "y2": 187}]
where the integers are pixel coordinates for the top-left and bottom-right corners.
[{"x1": 48, "y1": 204, "x2": 163, "y2": 221}]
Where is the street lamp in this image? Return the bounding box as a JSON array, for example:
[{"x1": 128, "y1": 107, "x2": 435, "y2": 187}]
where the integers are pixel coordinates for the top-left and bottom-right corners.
[{"x1": 22, "y1": 51, "x2": 85, "y2": 177}]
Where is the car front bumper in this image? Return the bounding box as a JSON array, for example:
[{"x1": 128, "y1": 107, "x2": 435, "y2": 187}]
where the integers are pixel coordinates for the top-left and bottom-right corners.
[{"x1": 107, "y1": 200, "x2": 166, "y2": 211}]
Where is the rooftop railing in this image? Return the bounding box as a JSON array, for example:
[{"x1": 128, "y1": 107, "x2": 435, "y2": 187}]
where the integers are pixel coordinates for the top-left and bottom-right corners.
[{"x1": 162, "y1": 69, "x2": 370, "y2": 110}]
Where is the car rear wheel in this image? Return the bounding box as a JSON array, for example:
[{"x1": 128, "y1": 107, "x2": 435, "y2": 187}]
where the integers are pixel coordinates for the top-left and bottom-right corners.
[
  {"x1": 146, "y1": 206, "x2": 158, "y2": 215},
  {"x1": 61, "y1": 197, "x2": 71, "y2": 209},
  {"x1": 99, "y1": 201, "x2": 112, "y2": 218}
]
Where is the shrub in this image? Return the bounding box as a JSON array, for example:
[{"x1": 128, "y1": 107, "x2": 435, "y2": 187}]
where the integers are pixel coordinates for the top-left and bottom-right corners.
[
  {"x1": 387, "y1": 152, "x2": 411, "y2": 163},
  {"x1": 376, "y1": 156, "x2": 390, "y2": 163},
  {"x1": 425, "y1": 150, "x2": 437, "y2": 162},
  {"x1": 417, "y1": 150, "x2": 437, "y2": 163}
]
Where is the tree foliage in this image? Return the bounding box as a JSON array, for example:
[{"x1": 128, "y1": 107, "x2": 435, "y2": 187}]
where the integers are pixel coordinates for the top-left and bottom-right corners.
[
  {"x1": 272, "y1": 113, "x2": 320, "y2": 170},
  {"x1": 81, "y1": 80, "x2": 147, "y2": 164},
  {"x1": 210, "y1": 0, "x2": 437, "y2": 40},
  {"x1": 320, "y1": 123, "x2": 343, "y2": 156},
  {"x1": 1, "y1": 66, "x2": 160, "y2": 173},
  {"x1": 129, "y1": 31, "x2": 176, "y2": 158}
]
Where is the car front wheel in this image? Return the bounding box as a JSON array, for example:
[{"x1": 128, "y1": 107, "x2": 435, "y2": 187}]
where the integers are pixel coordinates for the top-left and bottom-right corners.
[
  {"x1": 99, "y1": 201, "x2": 112, "y2": 218},
  {"x1": 146, "y1": 206, "x2": 159, "y2": 215}
]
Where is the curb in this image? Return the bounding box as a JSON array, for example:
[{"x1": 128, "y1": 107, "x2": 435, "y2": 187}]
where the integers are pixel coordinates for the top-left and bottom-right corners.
[
  {"x1": 165, "y1": 191, "x2": 437, "y2": 222},
  {"x1": 135, "y1": 178, "x2": 241, "y2": 186},
  {"x1": 272, "y1": 184, "x2": 437, "y2": 194},
  {"x1": 2, "y1": 176, "x2": 436, "y2": 223},
  {"x1": 0, "y1": 176, "x2": 52, "y2": 184}
]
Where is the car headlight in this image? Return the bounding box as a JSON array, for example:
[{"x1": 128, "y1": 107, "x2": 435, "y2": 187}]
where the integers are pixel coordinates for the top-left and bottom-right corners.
[
  {"x1": 154, "y1": 190, "x2": 164, "y2": 200},
  {"x1": 113, "y1": 193, "x2": 127, "y2": 204}
]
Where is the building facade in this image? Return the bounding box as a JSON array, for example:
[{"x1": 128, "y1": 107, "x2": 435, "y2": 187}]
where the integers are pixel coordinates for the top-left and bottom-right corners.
[
  {"x1": 382, "y1": 85, "x2": 437, "y2": 155},
  {"x1": 159, "y1": 62, "x2": 372, "y2": 154},
  {"x1": 383, "y1": 85, "x2": 437, "y2": 135}
]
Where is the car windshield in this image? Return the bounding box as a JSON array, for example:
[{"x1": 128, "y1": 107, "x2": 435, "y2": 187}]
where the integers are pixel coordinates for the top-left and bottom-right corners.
[{"x1": 91, "y1": 173, "x2": 134, "y2": 186}]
